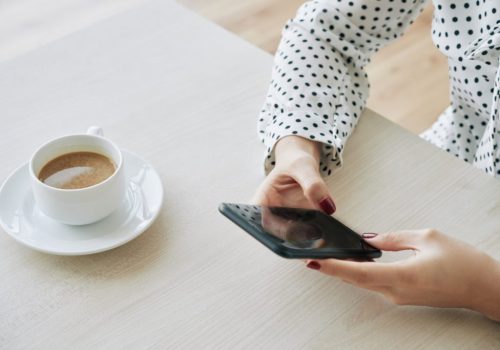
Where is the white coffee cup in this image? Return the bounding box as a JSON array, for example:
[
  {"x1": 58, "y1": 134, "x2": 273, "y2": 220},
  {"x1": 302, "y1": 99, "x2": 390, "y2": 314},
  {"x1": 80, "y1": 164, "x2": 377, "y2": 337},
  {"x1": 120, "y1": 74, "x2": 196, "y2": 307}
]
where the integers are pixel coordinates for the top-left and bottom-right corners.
[{"x1": 29, "y1": 127, "x2": 125, "y2": 225}]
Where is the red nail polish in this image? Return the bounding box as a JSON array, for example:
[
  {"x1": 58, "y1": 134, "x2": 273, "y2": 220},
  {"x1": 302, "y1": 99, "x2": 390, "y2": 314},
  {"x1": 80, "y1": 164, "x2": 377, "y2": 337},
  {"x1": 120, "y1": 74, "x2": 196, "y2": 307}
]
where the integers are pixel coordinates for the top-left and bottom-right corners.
[
  {"x1": 362, "y1": 233, "x2": 378, "y2": 239},
  {"x1": 319, "y1": 197, "x2": 336, "y2": 214},
  {"x1": 306, "y1": 261, "x2": 321, "y2": 270}
]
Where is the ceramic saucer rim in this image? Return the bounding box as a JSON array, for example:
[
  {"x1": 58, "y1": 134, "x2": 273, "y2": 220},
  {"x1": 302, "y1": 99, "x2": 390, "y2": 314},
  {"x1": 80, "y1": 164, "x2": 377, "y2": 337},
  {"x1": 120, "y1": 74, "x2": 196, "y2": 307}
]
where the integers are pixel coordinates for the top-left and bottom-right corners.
[{"x1": 0, "y1": 149, "x2": 163, "y2": 255}]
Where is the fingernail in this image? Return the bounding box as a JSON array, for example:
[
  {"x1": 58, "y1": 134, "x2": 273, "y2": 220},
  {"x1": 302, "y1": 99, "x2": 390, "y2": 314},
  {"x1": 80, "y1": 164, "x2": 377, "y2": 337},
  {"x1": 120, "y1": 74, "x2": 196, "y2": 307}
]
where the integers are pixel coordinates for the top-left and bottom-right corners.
[
  {"x1": 306, "y1": 261, "x2": 321, "y2": 270},
  {"x1": 319, "y1": 197, "x2": 336, "y2": 214},
  {"x1": 362, "y1": 233, "x2": 378, "y2": 239}
]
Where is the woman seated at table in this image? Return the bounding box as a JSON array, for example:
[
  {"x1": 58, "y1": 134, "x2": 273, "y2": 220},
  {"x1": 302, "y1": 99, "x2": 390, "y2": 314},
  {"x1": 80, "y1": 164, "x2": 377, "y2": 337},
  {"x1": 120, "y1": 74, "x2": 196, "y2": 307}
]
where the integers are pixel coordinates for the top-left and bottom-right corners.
[{"x1": 253, "y1": 0, "x2": 500, "y2": 321}]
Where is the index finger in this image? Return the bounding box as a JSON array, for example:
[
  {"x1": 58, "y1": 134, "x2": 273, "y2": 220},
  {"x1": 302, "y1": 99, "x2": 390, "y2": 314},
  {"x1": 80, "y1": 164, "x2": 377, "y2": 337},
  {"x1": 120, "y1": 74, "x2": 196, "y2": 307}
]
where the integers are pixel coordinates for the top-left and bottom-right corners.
[{"x1": 312, "y1": 259, "x2": 402, "y2": 287}]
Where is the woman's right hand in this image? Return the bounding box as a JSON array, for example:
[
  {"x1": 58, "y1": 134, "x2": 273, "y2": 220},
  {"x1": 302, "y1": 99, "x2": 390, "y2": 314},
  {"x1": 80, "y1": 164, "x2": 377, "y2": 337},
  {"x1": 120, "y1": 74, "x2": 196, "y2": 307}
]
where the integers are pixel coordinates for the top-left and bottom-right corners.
[{"x1": 252, "y1": 136, "x2": 336, "y2": 214}]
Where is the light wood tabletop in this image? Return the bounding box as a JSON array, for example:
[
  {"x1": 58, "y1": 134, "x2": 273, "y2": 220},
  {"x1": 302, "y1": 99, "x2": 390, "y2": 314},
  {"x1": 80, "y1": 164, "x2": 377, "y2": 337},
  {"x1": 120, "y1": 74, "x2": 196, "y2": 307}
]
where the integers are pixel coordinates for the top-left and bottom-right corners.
[{"x1": 0, "y1": 0, "x2": 499, "y2": 348}]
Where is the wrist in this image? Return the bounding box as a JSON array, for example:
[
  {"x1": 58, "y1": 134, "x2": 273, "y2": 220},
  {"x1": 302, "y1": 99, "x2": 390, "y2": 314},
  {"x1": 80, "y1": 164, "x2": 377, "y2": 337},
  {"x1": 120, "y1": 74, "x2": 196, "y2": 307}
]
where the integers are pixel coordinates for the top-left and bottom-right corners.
[
  {"x1": 470, "y1": 256, "x2": 500, "y2": 321},
  {"x1": 275, "y1": 136, "x2": 321, "y2": 165}
]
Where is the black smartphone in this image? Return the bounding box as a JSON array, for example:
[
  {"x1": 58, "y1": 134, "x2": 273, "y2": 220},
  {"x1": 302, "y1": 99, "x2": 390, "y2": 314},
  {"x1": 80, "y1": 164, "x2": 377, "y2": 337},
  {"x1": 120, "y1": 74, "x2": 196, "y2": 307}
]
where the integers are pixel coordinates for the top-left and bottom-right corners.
[{"x1": 219, "y1": 203, "x2": 381, "y2": 259}]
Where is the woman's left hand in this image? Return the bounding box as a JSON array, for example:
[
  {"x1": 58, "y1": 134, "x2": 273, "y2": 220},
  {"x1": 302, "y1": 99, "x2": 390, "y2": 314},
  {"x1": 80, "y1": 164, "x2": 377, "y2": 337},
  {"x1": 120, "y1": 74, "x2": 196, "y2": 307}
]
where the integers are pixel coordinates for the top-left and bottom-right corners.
[{"x1": 306, "y1": 229, "x2": 500, "y2": 321}]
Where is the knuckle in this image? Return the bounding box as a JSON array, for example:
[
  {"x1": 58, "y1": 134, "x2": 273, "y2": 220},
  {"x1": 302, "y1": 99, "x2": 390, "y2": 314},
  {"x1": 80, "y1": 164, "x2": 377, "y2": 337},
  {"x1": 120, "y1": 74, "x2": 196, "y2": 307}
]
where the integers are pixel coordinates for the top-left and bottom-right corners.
[
  {"x1": 383, "y1": 232, "x2": 400, "y2": 244},
  {"x1": 422, "y1": 228, "x2": 440, "y2": 241},
  {"x1": 352, "y1": 267, "x2": 371, "y2": 285},
  {"x1": 397, "y1": 268, "x2": 418, "y2": 286},
  {"x1": 305, "y1": 180, "x2": 324, "y2": 197}
]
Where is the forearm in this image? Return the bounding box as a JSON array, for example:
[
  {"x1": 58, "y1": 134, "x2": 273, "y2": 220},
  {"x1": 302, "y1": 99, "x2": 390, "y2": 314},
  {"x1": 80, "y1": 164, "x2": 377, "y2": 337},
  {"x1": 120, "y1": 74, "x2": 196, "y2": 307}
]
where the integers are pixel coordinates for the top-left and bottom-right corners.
[{"x1": 258, "y1": 0, "x2": 428, "y2": 176}]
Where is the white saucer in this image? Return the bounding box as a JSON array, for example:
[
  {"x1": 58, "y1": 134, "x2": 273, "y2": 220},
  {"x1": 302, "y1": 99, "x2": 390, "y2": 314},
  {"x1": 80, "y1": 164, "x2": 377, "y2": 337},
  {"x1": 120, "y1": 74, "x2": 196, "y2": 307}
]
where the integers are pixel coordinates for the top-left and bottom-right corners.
[{"x1": 0, "y1": 150, "x2": 163, "y2": 255}]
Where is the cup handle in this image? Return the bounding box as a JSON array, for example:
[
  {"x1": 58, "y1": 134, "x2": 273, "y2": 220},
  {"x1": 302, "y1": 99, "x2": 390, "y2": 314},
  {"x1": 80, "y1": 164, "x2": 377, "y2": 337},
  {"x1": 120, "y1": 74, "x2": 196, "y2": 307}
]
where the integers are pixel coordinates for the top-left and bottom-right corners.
[{"x1": 87, "y1": 126, "x2": 104, "y2": 136}]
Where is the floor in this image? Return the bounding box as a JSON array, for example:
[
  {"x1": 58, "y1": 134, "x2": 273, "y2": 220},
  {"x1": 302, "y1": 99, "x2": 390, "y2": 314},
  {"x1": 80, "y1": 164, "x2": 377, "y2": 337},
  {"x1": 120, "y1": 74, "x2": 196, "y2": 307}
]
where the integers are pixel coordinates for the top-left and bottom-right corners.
[{"x1": 178, "y1": 0, "x2": 450, "y2": 134}]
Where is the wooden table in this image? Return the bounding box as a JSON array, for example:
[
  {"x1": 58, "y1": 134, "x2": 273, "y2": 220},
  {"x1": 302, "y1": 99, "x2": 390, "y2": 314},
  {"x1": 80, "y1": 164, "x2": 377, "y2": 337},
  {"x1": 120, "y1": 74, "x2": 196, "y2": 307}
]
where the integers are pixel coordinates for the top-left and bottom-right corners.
[{"x1": 1, "y1": 0, "x2": 499, "y2": 348}]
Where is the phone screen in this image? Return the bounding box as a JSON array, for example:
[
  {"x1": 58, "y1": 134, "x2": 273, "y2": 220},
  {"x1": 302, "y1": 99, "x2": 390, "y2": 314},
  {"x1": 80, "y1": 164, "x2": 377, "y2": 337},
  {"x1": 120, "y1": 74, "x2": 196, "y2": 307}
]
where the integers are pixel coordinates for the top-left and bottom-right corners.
[{"x1": 219, "y1": 203, "x2": 380, "y2": 258}]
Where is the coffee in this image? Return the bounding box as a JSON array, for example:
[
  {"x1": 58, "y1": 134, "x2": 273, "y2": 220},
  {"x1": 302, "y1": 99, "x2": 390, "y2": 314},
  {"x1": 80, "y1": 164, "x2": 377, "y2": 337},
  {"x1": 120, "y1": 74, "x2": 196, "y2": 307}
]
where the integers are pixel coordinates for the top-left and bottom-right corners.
[{"x1": 38, "y1": 152, "x2": 116, "y2": 189}]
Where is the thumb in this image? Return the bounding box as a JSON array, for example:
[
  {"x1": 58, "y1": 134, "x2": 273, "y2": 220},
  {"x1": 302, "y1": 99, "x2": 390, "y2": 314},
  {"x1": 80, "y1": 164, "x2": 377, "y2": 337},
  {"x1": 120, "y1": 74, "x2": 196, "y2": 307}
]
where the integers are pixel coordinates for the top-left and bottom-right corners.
[
  {"x1": 361, "y1": 231, "x2": 421, "y2": 251},
  {"x1": 292, "y1": 165, "x2": 336, "y2": 214}
]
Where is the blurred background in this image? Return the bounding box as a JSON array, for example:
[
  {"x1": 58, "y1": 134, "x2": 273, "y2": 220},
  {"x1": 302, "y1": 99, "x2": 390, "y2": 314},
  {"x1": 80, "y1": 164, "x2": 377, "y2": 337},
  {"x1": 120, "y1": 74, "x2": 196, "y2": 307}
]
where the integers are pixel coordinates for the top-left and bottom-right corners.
[{"x1": 0, "y1": 0, "x2": 449, "y2": 133}]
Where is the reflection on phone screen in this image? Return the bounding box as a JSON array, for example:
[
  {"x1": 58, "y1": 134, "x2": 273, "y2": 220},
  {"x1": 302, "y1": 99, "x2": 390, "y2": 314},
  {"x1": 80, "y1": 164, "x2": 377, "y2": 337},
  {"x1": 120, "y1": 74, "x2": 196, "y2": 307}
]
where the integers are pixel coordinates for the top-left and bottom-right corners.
[{"x1": 230, "y1": 204, "x2": 365, "y2": 251}]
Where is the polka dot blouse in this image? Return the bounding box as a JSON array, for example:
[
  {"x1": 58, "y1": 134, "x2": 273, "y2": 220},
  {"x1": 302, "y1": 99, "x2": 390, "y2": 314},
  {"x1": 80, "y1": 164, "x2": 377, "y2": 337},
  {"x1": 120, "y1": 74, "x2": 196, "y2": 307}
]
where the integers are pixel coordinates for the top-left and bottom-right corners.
[{"x1": 258, "y1": 0, "x2": 500, "y2": 178}]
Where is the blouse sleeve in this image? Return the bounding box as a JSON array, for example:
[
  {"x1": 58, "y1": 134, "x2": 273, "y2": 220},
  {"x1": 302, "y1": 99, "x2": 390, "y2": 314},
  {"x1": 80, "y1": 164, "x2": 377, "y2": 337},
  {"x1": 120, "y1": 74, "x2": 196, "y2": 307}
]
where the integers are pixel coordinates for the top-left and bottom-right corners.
[{"x1": 258, "y1": 0, "x2": 428, "y2": 175}]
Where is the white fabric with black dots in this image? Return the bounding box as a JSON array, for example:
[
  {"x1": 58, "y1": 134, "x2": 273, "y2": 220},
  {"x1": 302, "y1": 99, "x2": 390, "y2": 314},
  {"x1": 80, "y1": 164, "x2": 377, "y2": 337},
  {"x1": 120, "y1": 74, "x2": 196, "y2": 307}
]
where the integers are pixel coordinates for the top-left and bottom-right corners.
[{"x1": 258, "y1": 0, "x2": 499, "y2": 178}]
